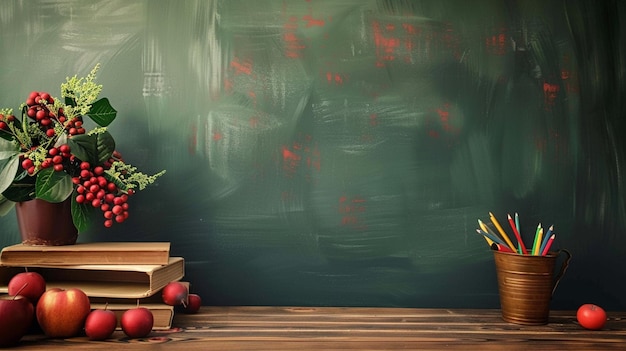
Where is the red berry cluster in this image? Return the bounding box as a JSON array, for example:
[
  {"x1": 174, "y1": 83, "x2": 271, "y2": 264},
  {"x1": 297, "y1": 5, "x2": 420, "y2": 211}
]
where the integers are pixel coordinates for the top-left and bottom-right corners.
[
  {"x1": 25, "y1": 91, "x2": 85, "y2": 137},
  {"x1": 0, "y1": 113, "x2": 16, "y2": 132},
  {"x1": 72, "y1": 160, "x2": 135, "y2": 228},
  {"x1": 20, "y1": 144, "x2": 73, "y2": 175}
]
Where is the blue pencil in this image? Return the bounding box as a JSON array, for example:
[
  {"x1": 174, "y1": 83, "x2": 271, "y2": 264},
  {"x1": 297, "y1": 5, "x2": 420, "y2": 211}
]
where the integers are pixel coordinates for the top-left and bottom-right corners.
[{"x1": 476, "y1": 229, "x2": 510, "y2": 249}]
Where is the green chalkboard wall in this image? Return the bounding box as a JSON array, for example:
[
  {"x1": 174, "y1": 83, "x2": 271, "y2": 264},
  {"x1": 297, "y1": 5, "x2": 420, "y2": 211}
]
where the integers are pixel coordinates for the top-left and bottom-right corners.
[{"x1": 1, "y1": 0, "x2": 625, "y2": 310}]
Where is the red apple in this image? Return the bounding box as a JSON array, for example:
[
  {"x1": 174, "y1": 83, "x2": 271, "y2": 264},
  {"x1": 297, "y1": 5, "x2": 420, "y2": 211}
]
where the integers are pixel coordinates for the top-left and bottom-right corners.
[
  {"x1": 8, "y1": 272, "x2": 46, "y2": 303},
  {"x1": 0, "y1": 294, "x2": 34, "y2": 347},
  {"x1": 181, "y1": 294, "x2": 202, "y2": 314},
  {"x1": 161, "y1": 281, "x2": 188, "y2": 306},
  {"x1": 120, "y1": 307, "x2": 153, "y2": 338},
  {"x1": 36, "y1": 288, "x2": 91, "y2": 338},
  {"x1": 84, "y1": 308, "x2": 117, "y2": 341},
  {"x1": 577, "y1": 304, "x2": 607, "y2": 330}
]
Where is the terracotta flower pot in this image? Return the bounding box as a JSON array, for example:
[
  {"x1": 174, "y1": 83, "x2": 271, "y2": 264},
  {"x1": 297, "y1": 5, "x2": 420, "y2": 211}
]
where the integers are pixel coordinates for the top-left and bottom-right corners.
[{"x1": 15, "y1": 199, "x2": 78, "y2": 246}]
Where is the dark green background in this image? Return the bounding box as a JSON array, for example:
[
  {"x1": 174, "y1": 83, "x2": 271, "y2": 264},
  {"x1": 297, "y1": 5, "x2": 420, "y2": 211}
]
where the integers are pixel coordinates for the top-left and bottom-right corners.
[{"x1": 1, "y1": 0, "x2": 625, "y2": 310}]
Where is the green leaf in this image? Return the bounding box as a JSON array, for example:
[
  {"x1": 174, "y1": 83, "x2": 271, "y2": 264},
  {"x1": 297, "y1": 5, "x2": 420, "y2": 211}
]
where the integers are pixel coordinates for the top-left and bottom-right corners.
[
  {"x1": 0, "y1": 194, "x2": 15, "y2": 216},
  {"x1": 71, "y1": 195, "x2": 93, "y2": 232},
  {"x1": 0, "y1": 155, "x2": 20, "y2": 194},
  {"x1": 0, "y1": 138, "x2": 19, "y2": 160},
  {"x1": 68, "y1": 131, "x2": 115, "y2": 165},
  {"x1": 68, "y1": 134, "x2": 96, "y2": 164},
  {"x1": 0, "y1": 131, "x2": 14, "y2": 142},
  {"x1": 87, "y1": 98, "x2": 117, "y2": 127},
  {"x1": 2, "y1": 173, "x2": 35, "y2": 202},
  {"x1": 35, "y1": 168, "x2": 73, "y2": 202},
  {"x1": 94, "y1": 131, "x2": 115, "y2": 165}
]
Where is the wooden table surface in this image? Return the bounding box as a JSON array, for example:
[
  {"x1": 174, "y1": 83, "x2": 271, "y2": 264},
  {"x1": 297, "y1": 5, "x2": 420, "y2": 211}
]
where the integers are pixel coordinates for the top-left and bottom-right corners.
[{"x1": 16, "y1": 306, "x2": 626, "y2": 350}]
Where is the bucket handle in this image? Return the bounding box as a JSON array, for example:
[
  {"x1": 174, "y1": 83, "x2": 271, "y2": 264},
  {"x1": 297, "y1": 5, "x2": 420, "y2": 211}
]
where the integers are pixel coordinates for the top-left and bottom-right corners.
[{"x1": 552, "y1": 249, "x2": 572, "y2": 296}]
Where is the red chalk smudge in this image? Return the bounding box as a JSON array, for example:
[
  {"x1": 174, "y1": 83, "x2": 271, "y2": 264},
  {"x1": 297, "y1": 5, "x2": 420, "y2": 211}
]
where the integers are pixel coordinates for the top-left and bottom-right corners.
[
  {"x1": 402, "y1": 23, "x2": 418, "y2": 35},
  {"x1": 434, "y1": 102, "x2": 458, "y2": 134},
  {"x1": 325, "y1": 71, "x2": 346, "y2": 85},
  {"x1": 230, "y1": 58, "x2": 252, "y2": 75},
  {"x1": 302, "y1": 14, "x2": 325, "y2": 27},
  {"x1": 338, "y1": 195, "x2": 368, "y2": 230},
  {"x1": 282, "y1": 146, "x2": 301, "y2": 161},
  {"x1": 436, "y1": 107, "x2": 449, "y2": 124},
  {"x1": 284, "y1": 16, "x2": 306, "y2": 58},
  {"x1": 372, "y1": 21, "x2": 400, "y2": 64},
  {"x1": 543, "y1": 81, "x2": 559, "y2": 108},
  {"x1": 485, "y1": 28, "x2": 507, "y2": 56},
  {"x1": 281, "y1": 135, "x2": 321, "y2": 179}
]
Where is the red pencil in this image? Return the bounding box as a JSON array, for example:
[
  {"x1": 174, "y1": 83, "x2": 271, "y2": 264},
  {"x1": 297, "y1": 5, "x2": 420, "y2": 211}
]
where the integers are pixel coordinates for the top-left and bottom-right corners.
[
  {"x1": 540, "y1": 234, "x2": 556, "y2": 256},
  {"x1": 507, "y1": 214, "x2": 528, "y2": 254},
  {"x1": 491, "y1": 243, "x2": 515, "y2": 253}
]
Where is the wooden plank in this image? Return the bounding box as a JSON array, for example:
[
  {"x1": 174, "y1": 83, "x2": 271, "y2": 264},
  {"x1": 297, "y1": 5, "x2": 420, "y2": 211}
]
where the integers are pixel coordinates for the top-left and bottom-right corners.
[{"x1": 14, "y1": 307, "x2": 626, "y2": 350}]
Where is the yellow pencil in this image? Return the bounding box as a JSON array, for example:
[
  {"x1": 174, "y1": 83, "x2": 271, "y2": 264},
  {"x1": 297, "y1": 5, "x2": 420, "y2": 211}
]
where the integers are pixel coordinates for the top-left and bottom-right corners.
[
  {"x1": 488, "y1": 212, "x2": 516, "y2": 251},
  {"x1": 532, "y1": 224, "x2": 543, "y2": 255},
  {"x1": 481, "y1": 233, "x2": 494, "y2": 246},
  {"x1": 478, "y1": 219, "x2": 500, "y2": 240}
]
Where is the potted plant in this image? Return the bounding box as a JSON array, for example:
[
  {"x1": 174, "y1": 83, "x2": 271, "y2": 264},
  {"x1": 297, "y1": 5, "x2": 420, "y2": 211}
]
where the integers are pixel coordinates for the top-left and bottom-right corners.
[{"x1": 0, "y1": 64, "x2": 165, "y2": 244}]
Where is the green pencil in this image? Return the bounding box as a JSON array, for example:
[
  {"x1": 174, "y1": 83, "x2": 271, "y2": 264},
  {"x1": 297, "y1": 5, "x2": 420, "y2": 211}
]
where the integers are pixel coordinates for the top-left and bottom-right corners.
[{"x1": 532, "y1": 223, "x2": 543, "y2": 255}]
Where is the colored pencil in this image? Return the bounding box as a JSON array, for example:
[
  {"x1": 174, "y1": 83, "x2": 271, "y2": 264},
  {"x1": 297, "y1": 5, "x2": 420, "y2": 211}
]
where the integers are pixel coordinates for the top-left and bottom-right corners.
[
  {"x1": 539, "y1": 224, "x2": 554, "y2": 255},
  {"x1": 491, "y1": 242, "x2": 515, "y2": 253},
  {"x1": 482, "y1": 234, "x2": 495, "y2": 246},
  {"x1": 478, "y1": 219, "x2": 498, "y2": 238},
  {"x1": 488, "y1": 212, "x2": 517, "y2": 251},
  {"x1": 507, "y1": 213, "x2": 527, "y2": 254},
  {"x1": 532, "y1": 224, "x2": 543, "y2": 255},
  {"x1": 476, "y1": 229, "x2": 508, "y2": 248},
  {"x1": 540, "y1": 234, "x2": 556, "y2": 256}
]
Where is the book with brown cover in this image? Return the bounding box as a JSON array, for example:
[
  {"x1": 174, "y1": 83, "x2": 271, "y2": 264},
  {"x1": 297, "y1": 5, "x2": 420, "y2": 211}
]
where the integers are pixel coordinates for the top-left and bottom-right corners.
[
  {"x1": 88, "y1": 282, "x2": 190, "y2": 330},
  {"x1": 0, "y1": 242, "x2": 170, "y2": 266},
  {"x1": 90, "y1": 301, "x2": 175, "y2": 330},
  {"x1": 0, "y1": 257, "x2": 184, "y2": 298}
]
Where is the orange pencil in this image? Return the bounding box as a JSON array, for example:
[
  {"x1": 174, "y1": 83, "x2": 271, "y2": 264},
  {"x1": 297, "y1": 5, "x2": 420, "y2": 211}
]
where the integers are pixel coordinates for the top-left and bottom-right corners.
[{"x1": 507, "y1": 214, "x2": 527, "y2": 254}]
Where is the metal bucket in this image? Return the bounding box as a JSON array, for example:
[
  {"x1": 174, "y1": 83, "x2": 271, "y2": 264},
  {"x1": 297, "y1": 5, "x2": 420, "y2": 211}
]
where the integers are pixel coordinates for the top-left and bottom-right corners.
[{"x1": 493, "y1": 249, "x2": 571, "y2": 325}]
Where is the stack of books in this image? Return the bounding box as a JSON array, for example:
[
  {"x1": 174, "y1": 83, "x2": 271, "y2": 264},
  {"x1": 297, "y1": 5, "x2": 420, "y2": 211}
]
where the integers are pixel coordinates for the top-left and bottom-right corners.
[{"x1": 0, "y1": 242, "x2": 184, "y2": 330}]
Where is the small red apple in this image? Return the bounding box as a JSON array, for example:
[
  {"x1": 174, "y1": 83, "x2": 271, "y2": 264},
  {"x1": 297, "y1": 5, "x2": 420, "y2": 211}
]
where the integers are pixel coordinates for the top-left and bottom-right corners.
[
  {"x1": 120, "y1": 307, "x2": 153, "y2": 338},
  {"x1": 36, "y1": 288, "x2": 91, "y2": 338},
  {"x1": 84, "y1": 308, "x2": 118, "y2": 341},
  {"x1": 181, "y1": 293, "x2": 202, "y2": 314},
  {"x1": 0, "y1": 294, "x2": 35, "y2": 347},
  {"x1": 8, "y1": 272, "x2": 46, "y2": 303},
  {"x1": 577, "y1": 304, "x2": 607, "y2": 330},
  {"x1": 161, "y1": 281, "x2": 188, "y2": 306}
]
